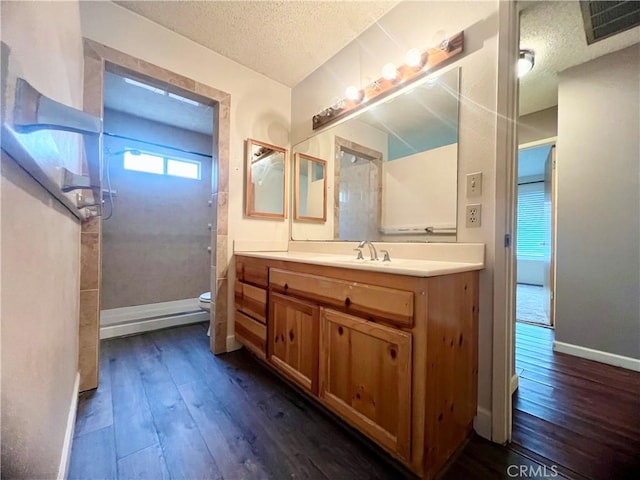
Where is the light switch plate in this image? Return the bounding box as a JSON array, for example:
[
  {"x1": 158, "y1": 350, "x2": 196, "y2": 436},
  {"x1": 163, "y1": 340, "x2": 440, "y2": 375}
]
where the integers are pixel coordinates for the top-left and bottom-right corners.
[
  {"x1": 466, "y1": 204, "x2": 482, "y2": 228},
  {"x1": 466, "y1": 172, "x2": 483, "y2": 197}
]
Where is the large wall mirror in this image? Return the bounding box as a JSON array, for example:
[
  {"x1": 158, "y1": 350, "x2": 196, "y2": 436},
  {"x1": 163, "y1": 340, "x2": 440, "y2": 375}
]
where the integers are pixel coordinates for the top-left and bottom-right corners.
[
  {"x1": 291, "y1": 67, "x2": 460, "y2": 242},
  {"x1": 294, "y1": 153, "x2": 327, "y2": 222},
  {"x1": 246, "y1": 138, "x2": 288, "y2": 219}
]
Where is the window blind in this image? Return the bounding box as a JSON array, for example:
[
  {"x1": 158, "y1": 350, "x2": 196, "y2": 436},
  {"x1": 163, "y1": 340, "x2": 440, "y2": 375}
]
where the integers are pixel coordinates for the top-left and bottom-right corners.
[{"x1": 517, "y1": 182, "x2": 549, "y2": 259}]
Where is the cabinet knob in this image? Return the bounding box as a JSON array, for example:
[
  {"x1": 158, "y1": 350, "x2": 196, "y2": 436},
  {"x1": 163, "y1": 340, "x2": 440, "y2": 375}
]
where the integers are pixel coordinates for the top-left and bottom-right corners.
[{"x1": 207, "y1": 246, "x2": 212, "y2": 253}]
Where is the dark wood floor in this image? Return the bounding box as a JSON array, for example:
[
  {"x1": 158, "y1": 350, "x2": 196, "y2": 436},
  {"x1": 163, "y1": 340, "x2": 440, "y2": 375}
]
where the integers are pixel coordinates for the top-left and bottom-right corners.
[
  {"x1": 69, "y1": 322, "x2": 625, "y2": 480},
  {"x1": 513, "y1": 322, "x2": 640, "y2": 480}
]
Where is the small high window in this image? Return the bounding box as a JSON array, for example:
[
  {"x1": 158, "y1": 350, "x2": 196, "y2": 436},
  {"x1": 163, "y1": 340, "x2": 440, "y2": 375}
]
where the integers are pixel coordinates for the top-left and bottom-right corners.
[{"x1": 123, "y1": 151, "x2": 201, "y2": 180}]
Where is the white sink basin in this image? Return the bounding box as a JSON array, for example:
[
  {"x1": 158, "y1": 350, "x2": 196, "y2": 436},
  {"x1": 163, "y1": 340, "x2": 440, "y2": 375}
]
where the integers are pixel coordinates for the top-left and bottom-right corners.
[
  {"x1": 307, "y1": 254, "x2": 414, "y2": 267},
  {"x1": 235, "y1": 251, "x2": 484, "y2": 277}
]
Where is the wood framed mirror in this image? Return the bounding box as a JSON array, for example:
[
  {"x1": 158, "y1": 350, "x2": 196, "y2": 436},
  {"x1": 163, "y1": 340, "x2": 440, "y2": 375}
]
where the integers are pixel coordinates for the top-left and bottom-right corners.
[
  {"x1": 294, "y1": 153, "x2": 327, "y2": 223},
  {"x1": 246, "y1": 138, "x2": 288, "y2": 219}
]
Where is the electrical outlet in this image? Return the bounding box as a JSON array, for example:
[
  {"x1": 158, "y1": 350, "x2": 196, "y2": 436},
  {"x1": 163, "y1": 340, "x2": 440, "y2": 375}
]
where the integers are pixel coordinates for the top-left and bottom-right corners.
[
  {"x1": 466, "y1": 172, "x2": 483, "y2": 197},
  {"x1": 466, "y1": 204, "x2": 482, "y2": 228}
]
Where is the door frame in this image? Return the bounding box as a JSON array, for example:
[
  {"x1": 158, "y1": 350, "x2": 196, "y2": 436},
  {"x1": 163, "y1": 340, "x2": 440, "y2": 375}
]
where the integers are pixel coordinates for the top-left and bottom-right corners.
[
  {"x1": 333, "y1": 136, "x2": 383, "y2": 240},
  {"x1": 517, "y1": 137, "x2": 558, "y2": 329},
  {"x1": 78, "y1": 39, "x2": 231, "y2": 391},
  {"x1": 491, "y1": 0, "x2": 519, "y2": 445}
]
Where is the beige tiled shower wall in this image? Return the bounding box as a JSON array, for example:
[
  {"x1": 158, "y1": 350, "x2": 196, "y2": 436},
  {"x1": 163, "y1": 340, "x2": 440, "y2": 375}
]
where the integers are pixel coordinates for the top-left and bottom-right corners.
[
  {"x1": 100, "y1": 97, "x2": 214, "y2": 309},
  {"x1": 79, "y1": 217, "x2": 100, "y2": 391}
]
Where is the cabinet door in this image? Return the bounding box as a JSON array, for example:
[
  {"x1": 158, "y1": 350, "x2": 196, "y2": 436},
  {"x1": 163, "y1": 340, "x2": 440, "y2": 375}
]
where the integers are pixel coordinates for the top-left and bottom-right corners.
[
  {"x1": 268, "y1": 292, "x2": 319, "y2": 394},
  {"x1": 319, "y1": 308, "x2": 412, "y2": 460}
]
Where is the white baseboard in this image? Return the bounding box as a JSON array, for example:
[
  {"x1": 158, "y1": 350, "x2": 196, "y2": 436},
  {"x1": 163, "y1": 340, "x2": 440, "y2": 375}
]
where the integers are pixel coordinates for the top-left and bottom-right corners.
[
  {"x1": 101, "y1": 298, "x2": 203, "y2": 326},
  {"x1": 226, "y1": 335, "x2": 242, "y2": 352},
  {"x1": 473, "y1": 406, "x2": 492, "y2": 440},
  {"x1": 100, "y1": 311, "x2": 209, "y2": 339},
  {"x1": 553, "y1": 341, "x2": 640, "y2": 372},
  {"x1": 510, "y1": 373, "x2": 519, "y2": 394},
  {"x1": 58, "y1": 372, "x2": 79, "y2": 480}
]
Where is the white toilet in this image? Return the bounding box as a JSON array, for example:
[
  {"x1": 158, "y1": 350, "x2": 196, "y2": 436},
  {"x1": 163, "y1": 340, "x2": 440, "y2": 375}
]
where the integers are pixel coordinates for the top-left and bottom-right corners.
[{"x1": 199, "y1": 291, "x2": 212, "y2": 336}]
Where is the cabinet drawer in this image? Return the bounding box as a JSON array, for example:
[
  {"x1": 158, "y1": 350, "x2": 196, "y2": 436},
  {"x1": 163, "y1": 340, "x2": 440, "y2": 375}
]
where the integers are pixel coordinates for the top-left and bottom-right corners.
[
  {"x1": 236, "y1": 256, "x2": 268, "y2": 288},
  {"x1": 235, "y1": 311, "x2": 266, "y2": 360},
  {"x1": 234, "y1": 281, "x2": 267, "y2": 324},
  {"x1": 270, "y1": 269, "x2": 414, "y2": 327}
]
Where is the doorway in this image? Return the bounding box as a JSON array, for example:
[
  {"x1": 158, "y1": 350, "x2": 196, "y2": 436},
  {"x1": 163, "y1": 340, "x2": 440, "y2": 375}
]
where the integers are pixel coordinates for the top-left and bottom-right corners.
[
  {"x1": 515, "y1": 142, "x2": 555, "y2": 328},
  {"x1": 79, "y1": 40, "x2": 231, "y2": 393},
  {"x1": 333, "y1": 136, "x2": 383, "y2": 240},
  {"x1": 99, "y1": 69, "x2": 214, "y2": 339}
]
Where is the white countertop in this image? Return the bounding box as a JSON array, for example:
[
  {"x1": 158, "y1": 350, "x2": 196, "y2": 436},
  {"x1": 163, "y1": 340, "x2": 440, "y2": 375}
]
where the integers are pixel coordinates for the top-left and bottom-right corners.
[{"x1": 235, "y1": 250, "x2": 484, "y2": 277}]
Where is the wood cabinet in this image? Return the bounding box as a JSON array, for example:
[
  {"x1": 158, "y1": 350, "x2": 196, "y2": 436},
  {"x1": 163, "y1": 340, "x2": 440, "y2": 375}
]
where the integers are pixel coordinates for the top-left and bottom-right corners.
[
  {"x1": 235, "y1": 280, "x2": 267, "y2": 323},
  {"x1": 268, "y1": 292, "x2": 319, "y2": 394},
  {"x1": 234, "y1": 311, "x2": 266, "y2": 360},
  {"x1": 319, "y1": 308, "x2": 412, "y2": 460},
  {"x1": 270, "y1": 268, "x2": 414, "y2": 327},
  {"x1": 234, "y1": 257, "x2": 269, "y2": 359},
  {"x1": 233, "y1": 255, "x2": 479, "y2": 479}
]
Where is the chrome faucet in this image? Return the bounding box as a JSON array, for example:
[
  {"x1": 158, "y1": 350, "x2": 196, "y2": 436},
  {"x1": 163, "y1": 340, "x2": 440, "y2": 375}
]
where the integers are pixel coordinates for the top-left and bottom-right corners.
[{"x1": 357, "y1": 240, "x2": 378, "y2": 261}]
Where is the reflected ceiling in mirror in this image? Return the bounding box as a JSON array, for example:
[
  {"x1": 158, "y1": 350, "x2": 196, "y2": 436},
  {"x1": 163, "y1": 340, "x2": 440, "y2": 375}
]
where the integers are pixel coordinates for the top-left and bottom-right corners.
[
  {"x1": 292, "y1": 67, "x2": 460, "y2": 242},
  {"x1": 246, "y1": 138, "x2": 288, "y2": 219}
]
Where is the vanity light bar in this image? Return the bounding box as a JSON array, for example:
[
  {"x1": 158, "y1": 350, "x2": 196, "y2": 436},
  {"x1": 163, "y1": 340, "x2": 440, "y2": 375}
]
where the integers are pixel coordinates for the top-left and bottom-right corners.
[{"x1": 312, "y1": 31, "x2": 464, "y2": 130}]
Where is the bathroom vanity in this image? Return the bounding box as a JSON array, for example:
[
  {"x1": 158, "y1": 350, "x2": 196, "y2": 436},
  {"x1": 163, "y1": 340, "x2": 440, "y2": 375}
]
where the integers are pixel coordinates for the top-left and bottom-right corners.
[{"x1": 233, "y1": 250, "x2": 482, "y2": 479}]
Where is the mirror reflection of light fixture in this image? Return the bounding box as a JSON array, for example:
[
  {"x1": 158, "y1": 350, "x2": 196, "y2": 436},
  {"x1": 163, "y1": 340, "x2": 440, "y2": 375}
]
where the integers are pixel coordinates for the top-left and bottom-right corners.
[
  {"x1": 382, "y1": 63, "x2": 398, "y2": 81},
  {"x1": 345, "y1": 85, "x2": 363, "y2": 102},
  {"x1": 405, "y1": 48, "x2": 423, "y2": 68},
  {"x1": 518, "y1": 49, "x2": 535, "y2": 77},
  {"x1": 312, "y1": 31, "x2": 464, "y2": 130}
]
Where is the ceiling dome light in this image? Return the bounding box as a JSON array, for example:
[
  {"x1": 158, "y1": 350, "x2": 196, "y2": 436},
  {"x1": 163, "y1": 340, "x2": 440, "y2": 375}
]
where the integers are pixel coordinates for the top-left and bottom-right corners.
[
  {"x1": 345, "y1": 85, "x2": 362, "y2": 101},
  {"x1": 382, "y1": 63, "x2": 398, "y2": 81},
  {"x1": 518, "y1": 49, "x2": 535, "y2": 77},
  {"x1": 405, "y1": 48, "x2": 423, "y2": 68}
]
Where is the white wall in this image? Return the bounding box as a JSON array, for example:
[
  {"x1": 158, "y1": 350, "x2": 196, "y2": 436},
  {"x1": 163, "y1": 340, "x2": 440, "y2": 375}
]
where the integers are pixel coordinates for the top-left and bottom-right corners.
[
  {"x1": 292, "y1": 0, "x2": 501, "y2": 434},
  {"x1": 518, "y1": 106, "x2": 558, "y2": 146},
  {"x1": 79, "y1": 1, "x2": 292, "y2": 338},
  {"x1": 306, "y1": 177, "x2": 324, "y2": 218},
  {"x1": 1, "y1": 1, "x2": 83, "y2": 477},
  {"x1": 382, "y1": 143, "x2": 457, "y2": 230},
  {"x1": 555, "y1": 45, "x2": 640, "y2": 359}
]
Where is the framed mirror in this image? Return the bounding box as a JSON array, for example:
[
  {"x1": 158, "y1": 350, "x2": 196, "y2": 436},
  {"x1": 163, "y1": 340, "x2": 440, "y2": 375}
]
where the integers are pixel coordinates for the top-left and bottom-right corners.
[
  {"x1": 291, "y1": 67, "x2": 460, "y2": 242},
  {"x1": 294, "y1": 153, "x2": 327, "y2": 223},
  {"x1": 245, "y1": 138, "x2": 288, "y2": 219}
]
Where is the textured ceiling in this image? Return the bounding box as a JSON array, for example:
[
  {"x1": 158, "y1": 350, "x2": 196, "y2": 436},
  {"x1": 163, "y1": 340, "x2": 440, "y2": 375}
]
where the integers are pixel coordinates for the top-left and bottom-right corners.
[
  {"x1": 519, "y1": 0, "x2": 640, "y2": 115},
  {"x1": 114, "y1": 0, "x2": 400, "y2": 87}
]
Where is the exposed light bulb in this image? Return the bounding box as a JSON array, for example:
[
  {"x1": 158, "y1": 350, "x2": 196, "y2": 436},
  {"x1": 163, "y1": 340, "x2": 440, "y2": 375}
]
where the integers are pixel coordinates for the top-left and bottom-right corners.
[
  {"x1": 345, "y1": 85, "x2": 361, "y2": 101},
  {"x1": 405, "y1": 48, "x2": 423, "y2": 68},
  {"x1": 382, "y1": 63, "x2": 398, "y2": 81}
]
